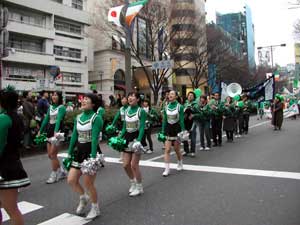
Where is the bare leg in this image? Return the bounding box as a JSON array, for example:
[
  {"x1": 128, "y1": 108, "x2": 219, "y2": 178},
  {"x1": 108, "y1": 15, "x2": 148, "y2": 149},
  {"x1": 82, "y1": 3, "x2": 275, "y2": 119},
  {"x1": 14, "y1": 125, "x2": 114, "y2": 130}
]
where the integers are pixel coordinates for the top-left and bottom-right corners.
[
  {"x1": 83, "y1": 175, "x2": 97, "y2": 203},
  {"x1": 0, "y1": 189, "x2": 24, "y2": 225},
  {"x1": 131, "y1": 153, "x2": 142, "y2": 183},
  {"x1": 173, "y1": 141, "x2": 182, "y2": 161},
  {"x1": 67, "y1": 168, "x2": 84, "y2": 195},
  {"x1": 48, "y1": 144, "x2": 60, "y2": 171},
  {"x1": 164, "y1": 141, "x2": 172, "y2": 163},
  {"x1": 122, "y1": 152, "x2": 134, "y2": 179}
]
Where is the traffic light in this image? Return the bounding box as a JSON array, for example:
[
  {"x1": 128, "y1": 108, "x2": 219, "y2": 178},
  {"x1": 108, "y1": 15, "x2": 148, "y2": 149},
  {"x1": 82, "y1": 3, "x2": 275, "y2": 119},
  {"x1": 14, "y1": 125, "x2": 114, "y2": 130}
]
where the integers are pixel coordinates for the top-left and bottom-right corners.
[{"x1": 0, "y1": 7, "x2": 9, "y2": 58}]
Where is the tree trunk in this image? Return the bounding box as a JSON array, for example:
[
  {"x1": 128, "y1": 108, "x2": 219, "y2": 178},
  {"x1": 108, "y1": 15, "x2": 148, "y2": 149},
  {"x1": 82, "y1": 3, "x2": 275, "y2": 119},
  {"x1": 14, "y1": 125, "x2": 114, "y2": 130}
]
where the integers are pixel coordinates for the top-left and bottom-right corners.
[{"x1": 153, "y1": 90, "x2": 159, "y2": 106}]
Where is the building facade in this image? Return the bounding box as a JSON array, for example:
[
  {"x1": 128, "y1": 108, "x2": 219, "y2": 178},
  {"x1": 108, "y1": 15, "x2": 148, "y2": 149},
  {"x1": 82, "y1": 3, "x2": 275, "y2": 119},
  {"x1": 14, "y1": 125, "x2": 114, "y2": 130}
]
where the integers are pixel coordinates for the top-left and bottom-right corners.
[
  {"x1": 1, "y1": 0, "x2": 91, "y2": 97},
  {"x1": 170, "y1": 0, "x2": 208, "y2": 96},
  {"x1": 216, "y1": 4, "x2": 255, "y2": 71}
]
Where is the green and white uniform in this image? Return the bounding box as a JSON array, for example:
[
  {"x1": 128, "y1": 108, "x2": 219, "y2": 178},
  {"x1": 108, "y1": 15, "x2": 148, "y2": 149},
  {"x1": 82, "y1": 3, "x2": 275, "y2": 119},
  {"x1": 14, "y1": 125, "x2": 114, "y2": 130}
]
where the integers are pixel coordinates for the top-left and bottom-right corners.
[{"x1": 68, "y1": 110, "x2": 103, "y2": 169}]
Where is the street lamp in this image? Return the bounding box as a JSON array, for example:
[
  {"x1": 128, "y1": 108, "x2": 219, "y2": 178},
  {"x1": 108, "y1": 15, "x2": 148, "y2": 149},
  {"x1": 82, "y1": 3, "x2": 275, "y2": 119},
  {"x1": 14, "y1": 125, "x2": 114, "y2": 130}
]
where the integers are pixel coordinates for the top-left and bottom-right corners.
[{"x1": 257, "y1": 43, "x2": 286, "y2": 69}]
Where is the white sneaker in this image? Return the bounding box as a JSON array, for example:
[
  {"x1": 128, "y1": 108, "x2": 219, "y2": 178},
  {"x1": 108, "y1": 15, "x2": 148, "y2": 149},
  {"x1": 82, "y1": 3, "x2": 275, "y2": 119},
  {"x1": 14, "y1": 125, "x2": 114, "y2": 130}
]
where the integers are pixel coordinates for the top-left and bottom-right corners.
[
  {"x1": 162, "y1": 168, "x2": 170, "y2": 177},
  {"x1": 177, "y1": 161, "x2": 183, "y2": 171},
  {"x1": 189, "y1": 153, "x2": 195, "y2": 157},
  {"x1": 205, "y1": 147, "x2": 210, "y2": 151},
  {"x1": 76, "y1": 194, "x2": 89, "y2": 215},
  {"x1": 46, "y1": 171, "x2": 57, "y2": 184},
  {"x1": 85, "y1": 204, "x2": 100, "y2": 220},
  {"x1": 56, "y1": 169, "x2": 67, "y2": 181},
  {"x1": 129, "y1": 183, "x2": 144, "y2": 197},
  {"x1": 129, "y1": 179, "x2": 136, "y2": 193},
  {"x1": 199, "y1": 147, "x2": 204, "y2": 151},
  {"x1": 146, "y1": 149, "x2": 153, "y2": 154}
]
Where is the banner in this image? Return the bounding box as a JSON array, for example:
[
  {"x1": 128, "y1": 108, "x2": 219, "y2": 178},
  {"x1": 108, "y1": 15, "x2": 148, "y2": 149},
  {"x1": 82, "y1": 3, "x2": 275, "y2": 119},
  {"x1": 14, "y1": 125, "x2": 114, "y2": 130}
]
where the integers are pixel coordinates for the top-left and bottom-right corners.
[{"x1": 264, "y1": 103, "x2": 299, "y2": 119}]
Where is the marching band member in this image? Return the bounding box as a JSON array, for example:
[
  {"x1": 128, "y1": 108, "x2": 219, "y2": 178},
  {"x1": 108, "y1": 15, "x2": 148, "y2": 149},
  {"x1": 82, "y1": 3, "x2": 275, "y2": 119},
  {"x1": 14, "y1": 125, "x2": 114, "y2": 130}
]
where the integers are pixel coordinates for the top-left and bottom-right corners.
[
  {"x1": 67, "y1": 93, "x2": 102, "y2": 219},
  {"x1": 223, "y1": 96, "x2": 235, "y2": 142},
  {"x1": 210, "y1": 93, "x2": 223, "y2": 147},
  {"x1": 192, "y1": 95, "x2": 212, "y2": 150},
  {"x1": 161, "y1": 90, "x2": 185, "y2": 177},
  {"x1": 183, "y1": 91, "x2": 197, "y2": 157},
  {"x1": 0, "y1": 87, "x2": 30, "y2": 225},
  {"x1": 39, "y1": 91, "x2": 66, "y2": 184},
  {"x1": 242, "y1": 95, "x2": 252, "y2": 134},
  {"x1": 119, "y1": 92, "x2": 146, "y2": 196},
  {"x1": 141, "y1": 99, "x2": 158, "y2": 154}
]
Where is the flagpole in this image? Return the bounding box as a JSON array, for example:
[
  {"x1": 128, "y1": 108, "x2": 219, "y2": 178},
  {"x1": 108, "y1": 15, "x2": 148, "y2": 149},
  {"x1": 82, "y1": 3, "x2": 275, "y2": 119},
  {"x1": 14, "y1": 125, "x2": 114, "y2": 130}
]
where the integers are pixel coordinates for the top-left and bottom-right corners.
[{"x1": 124, "y1": 0, "x2": 132, "y2": 94}]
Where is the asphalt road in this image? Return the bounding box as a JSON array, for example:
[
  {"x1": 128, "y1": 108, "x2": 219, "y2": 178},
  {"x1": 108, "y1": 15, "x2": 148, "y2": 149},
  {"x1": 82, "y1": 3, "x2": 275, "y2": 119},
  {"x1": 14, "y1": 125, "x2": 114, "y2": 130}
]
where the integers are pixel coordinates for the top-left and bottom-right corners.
[{"x1": 2, "y1": 117, "x2": 300, "y2": 225}]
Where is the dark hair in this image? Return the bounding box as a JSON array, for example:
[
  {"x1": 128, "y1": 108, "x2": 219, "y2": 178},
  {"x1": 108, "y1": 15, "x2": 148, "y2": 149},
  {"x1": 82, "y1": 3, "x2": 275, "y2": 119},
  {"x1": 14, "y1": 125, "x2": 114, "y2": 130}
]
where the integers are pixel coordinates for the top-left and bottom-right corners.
[
  {"x1": 93, "y1": 90, "x2": 98, "y2": 94},
  {"x1": 128, "y1": 92, "x2": 141, "y2": 106},
  {"x1": 84, "y1": 93, "x2": 100, "y2": 112},
  {"x1": 52, "y1": 91, "x2": 63, "y2": 105},
  {"x1": 187, "y1": 91, "x2": 196, "y2": 99},
  {"x1": 0, "y1": 89, "x2": 19, "y2": 113},
  {"x1": 40, "y1": 90, "x2": 47, "y2": 96},
  {"x1": 23, "y1": 91, "x2": 29, "y2": 98},
  {"x1": 98, "y1": 94, "x2": 104, "y2": 107},
  {"x1": 200, "y1": 95, "x2": 207, "y2": 101}
]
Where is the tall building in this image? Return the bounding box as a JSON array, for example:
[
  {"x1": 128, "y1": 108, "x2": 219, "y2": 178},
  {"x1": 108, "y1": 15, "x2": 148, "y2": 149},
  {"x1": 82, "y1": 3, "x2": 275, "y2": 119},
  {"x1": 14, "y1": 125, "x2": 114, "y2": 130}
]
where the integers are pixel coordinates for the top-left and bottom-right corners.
[
  {"x1": 170, "y1": 0, "x2": 208, "y2": 96},
  {"x1": 216, "y1": 4, "x2": 255, "y2": 71},
  {"x1": 295, "y1": 43, "x2": 300, "y2": 64},
  {"x1": 1, "y1": 0, "x2": 91, "y2": 97}
]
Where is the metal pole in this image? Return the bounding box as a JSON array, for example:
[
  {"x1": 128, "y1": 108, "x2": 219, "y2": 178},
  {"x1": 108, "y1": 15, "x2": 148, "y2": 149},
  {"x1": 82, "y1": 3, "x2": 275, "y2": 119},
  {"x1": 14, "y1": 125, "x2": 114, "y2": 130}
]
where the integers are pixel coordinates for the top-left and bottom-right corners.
[
  {"x1": 270, "y1": 46, "x2": 274, "y2": 69},
  {"x1": 124, "y1": 0, "x2": 132, "y2": 95}
]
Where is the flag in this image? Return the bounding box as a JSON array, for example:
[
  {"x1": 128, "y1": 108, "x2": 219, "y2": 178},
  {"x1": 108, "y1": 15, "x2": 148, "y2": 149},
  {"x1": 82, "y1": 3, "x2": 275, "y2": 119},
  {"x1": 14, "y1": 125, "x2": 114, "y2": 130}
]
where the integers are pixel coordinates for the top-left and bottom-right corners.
[
  {"x1": 108, "y1": 0, "x2": 148, "y2": 27},
  {"x1": 274, "y1": 71, "x2": 280, "y2": 82}
]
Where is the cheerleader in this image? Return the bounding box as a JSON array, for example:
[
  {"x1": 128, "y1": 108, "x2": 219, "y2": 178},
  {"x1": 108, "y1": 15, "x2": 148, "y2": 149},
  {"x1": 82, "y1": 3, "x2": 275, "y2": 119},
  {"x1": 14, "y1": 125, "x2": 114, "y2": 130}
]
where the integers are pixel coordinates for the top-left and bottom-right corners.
[
  {"x1": 67, "y1": 93, "x2": 102, "y2": 219},
  {"x1": 161, "y1": 90, "x2": 185, "y2": 177},
  {"x1": 119, "y1": 92, "x2": 146, "y2": 196},
  {"x1": 0, "y1": 87, "x2": 30, "y2": 225},
  {"x1": 39, "y1": 91, "x2": 66, "y2": 184},
  {"x1": 96, "y1": 95, "x2": 105, "y2": 166}
]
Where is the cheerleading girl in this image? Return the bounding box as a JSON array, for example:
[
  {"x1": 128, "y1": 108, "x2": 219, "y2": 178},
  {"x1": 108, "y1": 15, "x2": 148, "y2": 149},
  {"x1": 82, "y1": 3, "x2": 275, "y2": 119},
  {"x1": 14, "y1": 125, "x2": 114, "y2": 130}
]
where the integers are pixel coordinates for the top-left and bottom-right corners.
[
  {"x1": 119, "y1": 92, "x2": 146, "y2": 197},
  {"x1": 39, "y1": 91, "x2": 66, "y2": 184},
  {"x1": 67, "y1": 93, "x2": 102, "y2": 219},
  {"x1": 96, "y1": 95, "x2": 105, "y2": 166},
  {"x1": 0, "y1": 87, "x2": 30, "y2": 225},
  {"x1": 111, "y1": 96, "x2": 128, "y2": 128},
  {"x1": 161, "y1": 90, "x2": 185, "y2": 177}
]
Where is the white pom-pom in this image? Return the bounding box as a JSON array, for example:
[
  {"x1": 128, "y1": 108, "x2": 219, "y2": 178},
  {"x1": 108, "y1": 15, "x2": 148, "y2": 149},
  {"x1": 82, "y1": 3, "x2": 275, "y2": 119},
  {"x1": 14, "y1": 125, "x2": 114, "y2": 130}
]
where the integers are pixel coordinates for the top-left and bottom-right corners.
[
  {"x1": 132, "y1": 141, "x2": 145, "y2": 154},
  {"x1": 81, "y1": 153, "x2": 103, "y2": 175},
  {"x1": 177, "y1": 130, "x2": 189, "y2": 142}
]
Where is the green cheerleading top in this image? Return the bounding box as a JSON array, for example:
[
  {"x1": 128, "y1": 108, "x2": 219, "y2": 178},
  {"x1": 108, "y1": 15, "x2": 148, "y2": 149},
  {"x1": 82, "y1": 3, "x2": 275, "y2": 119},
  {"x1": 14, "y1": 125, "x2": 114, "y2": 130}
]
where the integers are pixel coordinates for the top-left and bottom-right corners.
[
  {"x1": 0, "y1": 111, "x2": 12, "y2": 157},
  {"x1": 40, "y1": 104, "x2": 66, "y2": 133},
  {"x1": 68, "y1": 110, "x2": 103, "y2": 158},
  {"x1": 120, "y1": 105, "x2": 146, "y2": 142},
  {"x1": 162, "y1": 100, "x2": 185, "y2": 133},
  {"x1": 112, "y1": 105, "x2": 128, "y2": 127}
]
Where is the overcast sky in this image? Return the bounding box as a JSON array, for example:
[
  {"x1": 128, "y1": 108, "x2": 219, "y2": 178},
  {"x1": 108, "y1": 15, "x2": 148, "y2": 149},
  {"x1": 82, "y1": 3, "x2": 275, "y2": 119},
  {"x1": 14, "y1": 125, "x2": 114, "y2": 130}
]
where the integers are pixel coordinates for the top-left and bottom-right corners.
[{"x1": 205, "y1": 0, "x2": 300, "y2": 67}]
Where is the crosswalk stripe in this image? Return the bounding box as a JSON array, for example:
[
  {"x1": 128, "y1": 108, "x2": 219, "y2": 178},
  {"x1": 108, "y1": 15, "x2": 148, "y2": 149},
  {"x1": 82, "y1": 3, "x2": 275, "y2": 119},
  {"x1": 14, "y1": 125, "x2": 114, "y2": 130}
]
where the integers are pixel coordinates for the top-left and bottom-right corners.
[
  {"x1": 38, "y1": 213, "x2": 91, "y2": 225},
  {"x1": 1, "y1": 201, "x2": 43, "y2": 222}
]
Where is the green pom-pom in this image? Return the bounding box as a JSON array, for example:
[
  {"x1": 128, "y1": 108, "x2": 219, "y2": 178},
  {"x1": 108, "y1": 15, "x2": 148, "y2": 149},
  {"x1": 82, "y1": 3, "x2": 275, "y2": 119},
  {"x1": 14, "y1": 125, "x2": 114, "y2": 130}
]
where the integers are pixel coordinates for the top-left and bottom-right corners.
[
  {"x1": 105, "y1": 125, "x2": 117, "y2": 135},
  {"x1": 4, "y1": 85, "x2": 16, "y2": 92},
  {"x1": 157, "y1": 132, "x2": 166, "y2": 142},
  {"x1": 237, "y1": 101, "x2": 244, "y2": 108},
  {"x1": 108, "y1": 136, "x2": 127, "y2": 152},
  {"x1": 233, "y1": 95, "x2": 240, "y2": 101},
  {"x1": 34, "y1": 133, "x2": 47, "y2": 145},
  {"x1": 63, "y1": 156, "x2": 74, "y2": 171}
]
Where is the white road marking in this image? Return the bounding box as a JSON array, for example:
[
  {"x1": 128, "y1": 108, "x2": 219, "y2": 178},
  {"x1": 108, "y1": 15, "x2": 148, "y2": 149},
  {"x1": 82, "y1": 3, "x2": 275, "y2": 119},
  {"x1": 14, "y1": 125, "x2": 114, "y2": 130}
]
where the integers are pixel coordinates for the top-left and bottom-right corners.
[
  {"x1": 147, "y1": 120, "x2": 270, "y2": 162},
  {"x1": 104, "y1": 157, "x2": 300, "y2": 181},
  {"x1": 38, "y1": 213, "x2": 90, "y2": 225},
  {"x1": 1, "y1": 201, "x2": 43, "y2": 222}
]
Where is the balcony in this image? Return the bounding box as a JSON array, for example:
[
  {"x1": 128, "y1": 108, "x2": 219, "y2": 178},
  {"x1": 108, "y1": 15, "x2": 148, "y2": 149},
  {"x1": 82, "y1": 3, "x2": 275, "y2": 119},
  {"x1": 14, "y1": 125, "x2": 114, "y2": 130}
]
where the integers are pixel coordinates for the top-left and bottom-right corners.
[
  {"x1": 1, "y1": 77, "x2": 38, "y2": 91},
  {"x1": 2, "y1": 49, "x2": 55, "y2": 66},
  {"x1": 7, "y1": 20, "x2": 55, "y2": 40},
  {"x1": 5, "y1": 0, "x2": 90, "y2": 25}
]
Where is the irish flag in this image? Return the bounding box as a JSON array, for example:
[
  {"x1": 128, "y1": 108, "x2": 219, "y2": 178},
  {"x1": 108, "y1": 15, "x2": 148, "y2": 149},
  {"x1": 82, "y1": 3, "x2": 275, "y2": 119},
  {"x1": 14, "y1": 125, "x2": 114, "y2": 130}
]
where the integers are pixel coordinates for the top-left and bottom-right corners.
[{"x1": 108, "y1": 0, "x2": 148, "y2": 27}]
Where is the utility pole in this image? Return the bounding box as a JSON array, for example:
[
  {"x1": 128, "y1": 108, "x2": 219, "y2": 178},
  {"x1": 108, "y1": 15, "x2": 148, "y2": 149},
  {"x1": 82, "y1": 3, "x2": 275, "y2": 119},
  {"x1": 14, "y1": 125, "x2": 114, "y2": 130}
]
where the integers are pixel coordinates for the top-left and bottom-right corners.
[{"x1": 124, "y1": 0, "x2": 132, "y2": 94}]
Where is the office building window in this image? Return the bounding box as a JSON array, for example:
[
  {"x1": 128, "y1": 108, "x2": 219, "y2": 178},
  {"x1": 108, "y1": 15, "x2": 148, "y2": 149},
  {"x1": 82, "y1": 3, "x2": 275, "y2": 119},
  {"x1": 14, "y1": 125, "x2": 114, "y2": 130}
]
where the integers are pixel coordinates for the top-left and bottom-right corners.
[
  {"x1": 54, "y1": 19, "x2": 82, "y2": 35},
  {"x1": 9, "y1": 35, "x2": 43, "y2": 53},
  {"x1": 54, "y1": 46, "x2": 81, "y2": 59},
  {"x1": 137, "y1": 17, "x2": 150, "y2": 59},
  {"x1": 72, "y1": 0, "x2": 83, "y2": 10},
  {"x1": 5, "y1": 64, "x2": 44, "y2": 81},
  {"x1": 8, "y1": 8, "x2": 46, "y2": 28},
  {"x1": 61, "y1": 72, "x2": 82, "y2": 83}
]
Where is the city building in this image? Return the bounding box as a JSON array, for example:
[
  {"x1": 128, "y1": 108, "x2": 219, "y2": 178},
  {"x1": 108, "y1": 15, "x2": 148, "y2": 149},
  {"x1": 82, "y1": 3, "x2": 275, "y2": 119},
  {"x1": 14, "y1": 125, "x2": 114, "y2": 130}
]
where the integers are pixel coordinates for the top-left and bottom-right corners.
[
  {"x1": 216, "y1": 4, "x2": 256, "y2": 71},
  {"x1": 87, "y1": 0, "x2": 173, "y2": 104},
  {"x1": 0, "y1": 0, "x2": 91, "y2": 98},
  {"x1": 295, "y1": 43, "x2": 300, "y2": 64},
  {"x1": 170, "y1": 0, "x2": 208, "y2": 96}
]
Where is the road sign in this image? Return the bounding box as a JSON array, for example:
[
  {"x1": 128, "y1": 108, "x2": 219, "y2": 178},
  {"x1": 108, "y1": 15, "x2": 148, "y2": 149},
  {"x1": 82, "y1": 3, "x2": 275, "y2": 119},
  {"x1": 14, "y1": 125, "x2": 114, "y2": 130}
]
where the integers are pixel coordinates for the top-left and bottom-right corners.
[{"x1": 152, "y1": 59, "x2": 174, "y2": 70}]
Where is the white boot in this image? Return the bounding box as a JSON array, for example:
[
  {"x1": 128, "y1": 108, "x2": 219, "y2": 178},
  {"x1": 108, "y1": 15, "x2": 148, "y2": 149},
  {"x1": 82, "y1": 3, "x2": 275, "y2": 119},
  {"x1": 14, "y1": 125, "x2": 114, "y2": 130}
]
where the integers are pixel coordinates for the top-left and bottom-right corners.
[
  {"x1": 177, "y1": 160, "x2": 183, "y2": 171},
  {"x1": 162, "y1": 163, "x2": 170, "y2": 177},
  {"x1": 86, "y1": 203, "x2": 100, "y2": 220},
  {"x1": 129, "y1": 183, "x2": 144, "y2": 197},
  {"x1": 129, "y1": 179, "x2": 136, "y2": 194},
  {"x1": 76, "y1": 194, "x2": 89, "y2": 215},
  {"x1": 46, "y1": 171, "x2": 57, "y2": 184},
  {"x1": 57, "y1": 167, "x2": 67, "y2": 181}
]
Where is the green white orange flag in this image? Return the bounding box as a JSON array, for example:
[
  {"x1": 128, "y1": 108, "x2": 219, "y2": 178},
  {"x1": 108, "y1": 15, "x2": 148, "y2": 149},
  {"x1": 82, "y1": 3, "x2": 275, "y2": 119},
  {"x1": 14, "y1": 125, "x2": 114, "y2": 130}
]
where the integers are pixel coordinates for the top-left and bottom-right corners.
[{"x1": 108, "y1": 0, "x2": 148, "y2": 27}]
